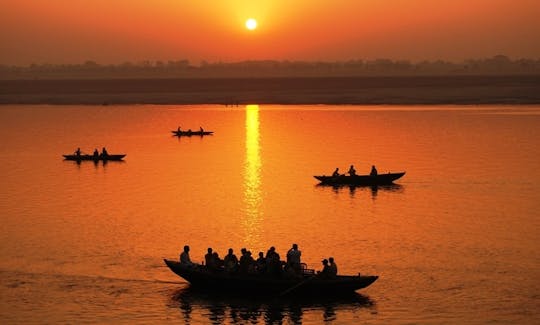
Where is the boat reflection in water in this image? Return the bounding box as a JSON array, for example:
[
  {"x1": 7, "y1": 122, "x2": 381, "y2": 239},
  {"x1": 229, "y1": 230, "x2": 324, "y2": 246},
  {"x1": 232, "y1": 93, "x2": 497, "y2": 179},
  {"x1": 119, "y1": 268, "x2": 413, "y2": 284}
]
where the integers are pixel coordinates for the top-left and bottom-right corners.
[
  {"x1": 169, "y1": 286, "x2": 375, "y2": 324},
  {"x1": 316, "y1": 183, "x2": 404, "y2": 199}
]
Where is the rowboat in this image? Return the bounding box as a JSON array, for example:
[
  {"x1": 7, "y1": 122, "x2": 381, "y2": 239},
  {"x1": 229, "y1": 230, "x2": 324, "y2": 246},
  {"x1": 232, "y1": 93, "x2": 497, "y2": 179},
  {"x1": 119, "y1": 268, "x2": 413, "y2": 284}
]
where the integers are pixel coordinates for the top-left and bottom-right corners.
[
  {"x1": 63, "y1": 154, "x2": 126, "y2": 161},
  {"x1": 314, "y1": 172, "x2": 405, "y2": 186},
  {"x1": 164, "y1": 259, "x2": 378, "y2": 295},
  {"x1": 172, "y1": 130, "x2": 214, "y2": 136}
]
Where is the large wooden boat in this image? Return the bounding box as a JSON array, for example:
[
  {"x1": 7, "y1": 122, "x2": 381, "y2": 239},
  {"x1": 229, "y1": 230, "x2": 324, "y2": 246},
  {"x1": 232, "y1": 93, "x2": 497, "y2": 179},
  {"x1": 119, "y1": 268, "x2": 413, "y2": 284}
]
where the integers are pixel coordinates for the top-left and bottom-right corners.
[
  {"x1": 172, "y1": 130, "x2": 214, "y2": 136},
  {"x1": 164, "y1": 259, "x2": 378, "y2": 296},
  {"x1": 63, "y1": 154, "x2": 126, "y2": 161},
  {"x1": 314, "y1": 172, "x2": 405, "y2": 186}
]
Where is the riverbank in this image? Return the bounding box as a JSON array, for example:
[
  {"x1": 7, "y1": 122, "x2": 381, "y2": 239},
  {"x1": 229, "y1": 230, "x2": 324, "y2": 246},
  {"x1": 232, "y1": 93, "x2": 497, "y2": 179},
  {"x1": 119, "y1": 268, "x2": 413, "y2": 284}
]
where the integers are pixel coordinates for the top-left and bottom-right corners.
[{"x1": 1, "y1": 75, "x2": 539, "y2": 105}]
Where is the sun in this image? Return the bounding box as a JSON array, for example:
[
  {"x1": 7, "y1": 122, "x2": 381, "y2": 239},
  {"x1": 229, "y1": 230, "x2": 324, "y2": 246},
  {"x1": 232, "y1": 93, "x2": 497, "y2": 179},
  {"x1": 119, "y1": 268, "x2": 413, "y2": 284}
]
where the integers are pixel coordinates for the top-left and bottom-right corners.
[{"x1": 245, "y1": 18, "x2": 257, "y2": 30}]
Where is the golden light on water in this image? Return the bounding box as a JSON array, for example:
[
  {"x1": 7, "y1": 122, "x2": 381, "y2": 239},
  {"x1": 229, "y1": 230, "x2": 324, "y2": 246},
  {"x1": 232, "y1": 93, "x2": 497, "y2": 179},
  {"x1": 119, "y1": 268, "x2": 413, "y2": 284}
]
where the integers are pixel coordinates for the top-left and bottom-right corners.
[{"x1": 243, "y1": 104, "x2": 262, "y2": 246}]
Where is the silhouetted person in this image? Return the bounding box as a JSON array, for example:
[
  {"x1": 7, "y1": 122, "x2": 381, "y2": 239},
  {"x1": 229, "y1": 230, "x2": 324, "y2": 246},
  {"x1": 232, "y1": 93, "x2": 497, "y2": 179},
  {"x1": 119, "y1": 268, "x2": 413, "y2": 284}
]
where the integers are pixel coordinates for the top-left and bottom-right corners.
[
  {"x1": 318, "y1": 259, "x2": 331, "y2": 278},
  {"x1": 224, "y1": 248, "x2": 239, "y2": 272},
  {"x1": 177, "y1": 126, "x2": 182, "y2": 132},
  {"x1": 199, "y1": 126, "x2": 204, "y2": 133},
  {"x1": 348, "y1": 165, "x2": 356, "y2": 176},
  {"x1": 180, "y1": 245, "x2": 193, "y2": 266},
  {"x1": 256, "y1": 251, "x2": 266, "y2": 273},
  {"x1": 93, "y1": 148, "x2": 99, "y2": 159},
  {"x1": 266, "y1": 246, "x2": 282, "y2": 276},
  {"x1": 205, "y1": 248, "x2": 214, "y2": 267},
  {"x1": 370, "y1": 165, "x2": 378, "y2": 176},
  {"x1": 240, "y1": 250, "x2": 255, "y2": 274},
  {"x1": 74, "y1": 147, "x2": 81, "y2": 156},
  {"x1": 286, "y1": 244, "x2": 302, "y2": 275},
  {"x1": 101, "y1": 147, "x2": 108, "y2": 158},
  {"x1": 212, "y1": 252, "x2": 223, "y2": 269},
  {"x1": 328, "y1": 257, "x2": 338, "y2": 277},
  {"x1": 332, "y1": 168, "x2": 340, "y2": 177}
]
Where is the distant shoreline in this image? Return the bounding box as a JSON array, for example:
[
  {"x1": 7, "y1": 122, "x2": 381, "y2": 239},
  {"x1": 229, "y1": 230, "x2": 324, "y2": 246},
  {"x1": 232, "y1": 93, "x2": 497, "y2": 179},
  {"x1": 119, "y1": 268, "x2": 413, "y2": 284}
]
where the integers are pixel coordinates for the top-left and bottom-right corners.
[{"x1": 1, "y1": 75, "x2": 539, "y2": 105}]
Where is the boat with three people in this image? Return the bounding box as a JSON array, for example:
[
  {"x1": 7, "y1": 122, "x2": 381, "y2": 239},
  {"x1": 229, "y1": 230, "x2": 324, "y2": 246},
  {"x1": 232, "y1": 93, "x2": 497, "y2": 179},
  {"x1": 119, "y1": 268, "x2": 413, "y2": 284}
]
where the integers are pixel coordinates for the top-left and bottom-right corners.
[{"x1": 314, "y1": 172, "x2": 405, "y2": 186}]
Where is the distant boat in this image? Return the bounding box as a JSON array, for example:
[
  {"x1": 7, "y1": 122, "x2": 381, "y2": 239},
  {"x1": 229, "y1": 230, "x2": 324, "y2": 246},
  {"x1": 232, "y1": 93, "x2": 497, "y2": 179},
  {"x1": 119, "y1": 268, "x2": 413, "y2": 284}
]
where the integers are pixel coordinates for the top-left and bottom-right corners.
[
  {"x1": 63, "y1": 154, "x2": 126, "y2": 161},
  {"x1": 164, "y1": 259, "x2": 378, "y2": 296},
  {"x1": 314, "y1": 172, "x2": 405, "y2": 186},
  {"x1": 172, "y1": 130, "x2": 214, "y2": 137}
]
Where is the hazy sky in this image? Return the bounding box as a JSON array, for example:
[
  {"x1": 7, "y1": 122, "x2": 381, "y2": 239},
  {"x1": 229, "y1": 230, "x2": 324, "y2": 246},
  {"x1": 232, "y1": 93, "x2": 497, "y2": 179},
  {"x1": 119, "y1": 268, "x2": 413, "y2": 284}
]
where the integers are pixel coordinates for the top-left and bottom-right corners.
[{"x1": 1, "y1": 0, "x2": 539, "y2": 65}]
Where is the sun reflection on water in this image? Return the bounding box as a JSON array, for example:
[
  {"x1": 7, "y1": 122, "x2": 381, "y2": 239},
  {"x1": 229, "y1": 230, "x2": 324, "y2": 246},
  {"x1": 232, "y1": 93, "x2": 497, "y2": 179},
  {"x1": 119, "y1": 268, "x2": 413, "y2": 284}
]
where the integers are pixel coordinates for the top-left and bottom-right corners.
[{"x1": 243, "y1": 104, "x2": 262, "y2": 246}]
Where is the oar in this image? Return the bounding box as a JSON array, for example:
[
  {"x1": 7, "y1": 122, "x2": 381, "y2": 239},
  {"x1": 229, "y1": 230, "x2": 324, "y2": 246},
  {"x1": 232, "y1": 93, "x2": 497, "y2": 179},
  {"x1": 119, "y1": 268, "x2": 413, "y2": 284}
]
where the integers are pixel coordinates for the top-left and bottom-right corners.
[{"x1": 278, "y1": 275, "x2": 316, "y2": 297}]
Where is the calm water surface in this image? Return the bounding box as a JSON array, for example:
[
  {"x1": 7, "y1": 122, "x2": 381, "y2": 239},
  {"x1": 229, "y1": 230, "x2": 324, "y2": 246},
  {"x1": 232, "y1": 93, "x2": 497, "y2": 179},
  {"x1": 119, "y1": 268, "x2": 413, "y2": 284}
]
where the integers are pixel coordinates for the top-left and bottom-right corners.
[{"x1": 0, "y1": 105, "x2": 539, "y2": 324}]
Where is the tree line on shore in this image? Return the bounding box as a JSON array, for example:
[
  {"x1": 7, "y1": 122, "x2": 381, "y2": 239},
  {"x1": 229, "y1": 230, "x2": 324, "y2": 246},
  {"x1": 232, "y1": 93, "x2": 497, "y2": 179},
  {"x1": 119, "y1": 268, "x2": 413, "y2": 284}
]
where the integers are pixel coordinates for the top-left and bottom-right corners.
[{"x1": 1, "y1": 55, "x2": 539, "y2": 79}]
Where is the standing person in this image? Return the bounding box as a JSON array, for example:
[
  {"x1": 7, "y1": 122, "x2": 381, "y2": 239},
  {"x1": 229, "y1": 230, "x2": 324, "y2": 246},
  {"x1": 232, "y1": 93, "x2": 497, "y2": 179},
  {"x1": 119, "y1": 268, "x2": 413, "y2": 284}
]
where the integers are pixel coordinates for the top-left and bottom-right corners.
[
  {"x1": 370, "y1": 165, "x2": 378, "y2": 176},
  {"x1": 286, "y1": 244, "x2": 302, "y2": 275},
  {"x1": 328, "y1": 257, "x2": 338, "y2": 277},
  {"x1": 348, "y1": 165, "x2": 356, "y2": 176},
  {"x1": 180, "y1": 245, "x2": 193, "y2": 266},
  {"x1": 205, "y1": 248, "x2": 214, "y2": 268}
]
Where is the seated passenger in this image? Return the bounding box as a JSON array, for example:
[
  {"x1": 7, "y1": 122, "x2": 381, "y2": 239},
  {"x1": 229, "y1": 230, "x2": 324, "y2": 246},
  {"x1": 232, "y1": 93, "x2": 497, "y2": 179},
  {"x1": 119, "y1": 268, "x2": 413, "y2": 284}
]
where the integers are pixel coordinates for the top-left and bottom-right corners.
[
  {"x1": 328, "y1": 257, "x2": 338, "y2": 277},
  {"x1": 256, "y1": 251, "x2": 266, "y2": 273},
  {"x1": 199, "y1": 126, "x2": 204, "y2": 133},
  {"x1": 239, "y1": 250, "x2": 255, "y2": 273},
  {"x1": 317, "y1": 259, "x2": 331, "y2": 278},
  {"x1": 370, "y1": 165, "x2": 378, "y2": 176},
  {"x1": 212, "y1": 252, "x2": 223, "y2": 269},
  {"x1": 223, "y1": 248, "x2": 239, "y2": 273},
  {"x1": 101, "y1": 147, "x2": 108, "y2": 157},
  {"x1": 179, "y1": 245, "x2": 193, "y2": 266},
  {"x1": 266, "y1": 246, "x2": 282, "y2": 276},
  {"x1": 93, "y1": 149, "x2": 99, "y2": 159},
  {"x1": 348, "y1": 165, "x2": 356, "y2": 176},
  {"x1": 74, "y1": 147, "x2": 81, "y2": 156},
  {"x1": 332, "y1": 168, "x2": 340, "y2": 177}
]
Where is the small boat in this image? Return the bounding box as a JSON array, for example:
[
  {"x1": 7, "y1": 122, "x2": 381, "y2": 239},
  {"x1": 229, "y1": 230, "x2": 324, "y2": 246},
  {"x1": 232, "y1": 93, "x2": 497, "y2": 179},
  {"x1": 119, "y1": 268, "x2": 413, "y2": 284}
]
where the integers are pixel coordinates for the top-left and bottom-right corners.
[
  {"x1": 163, "y1": 259, "x2": 378, "y2": 296},
  {"x1": 63, "y1": 154, "x2": 126, "y2": 161},
  {"x1": 314, "y1": 172, "x2": 405, "y2": 186},
  {"x1": 172, "y1": 130, "x2": 214, "y2": 136}
]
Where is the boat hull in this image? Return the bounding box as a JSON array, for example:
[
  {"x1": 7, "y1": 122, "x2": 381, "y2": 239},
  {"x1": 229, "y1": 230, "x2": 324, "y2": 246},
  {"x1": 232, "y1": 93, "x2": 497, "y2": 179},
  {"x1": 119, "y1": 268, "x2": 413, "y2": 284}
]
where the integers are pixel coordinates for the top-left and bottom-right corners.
[
  {"x1": 314, "y1": 172, "x2": 405, "y2": 186},
  {"x1": 164, "y1": 259, "x2": 378, "y2": 295},
  {"x1": 63, "y1": 154, "x2": 126, "y2": 161},
  {"x1": 172, "y1": 130, "x2": 214, "y2": 136}
]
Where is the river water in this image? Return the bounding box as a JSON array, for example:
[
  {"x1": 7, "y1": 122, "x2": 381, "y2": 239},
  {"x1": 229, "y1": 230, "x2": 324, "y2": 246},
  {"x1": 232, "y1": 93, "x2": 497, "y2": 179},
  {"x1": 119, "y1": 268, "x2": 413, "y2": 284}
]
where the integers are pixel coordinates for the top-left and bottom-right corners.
[{"x1": 0, "y1": 104, "x2": 539, "y2": 324}]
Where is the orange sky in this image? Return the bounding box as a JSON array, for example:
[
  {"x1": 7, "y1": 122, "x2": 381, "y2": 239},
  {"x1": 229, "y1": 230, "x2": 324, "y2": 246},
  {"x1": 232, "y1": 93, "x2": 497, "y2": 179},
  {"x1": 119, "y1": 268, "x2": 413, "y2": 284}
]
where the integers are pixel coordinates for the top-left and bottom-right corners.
[{"x1": 1, "y1": 0, "x2": 539, "y2": 65}]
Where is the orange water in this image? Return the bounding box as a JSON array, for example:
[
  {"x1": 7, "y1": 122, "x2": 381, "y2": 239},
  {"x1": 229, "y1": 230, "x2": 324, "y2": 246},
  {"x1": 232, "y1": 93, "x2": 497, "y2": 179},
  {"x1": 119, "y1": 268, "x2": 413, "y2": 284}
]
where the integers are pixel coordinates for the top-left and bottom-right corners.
[{"x1": 1, "y1": 105, "x2": 539, "y2": 324}]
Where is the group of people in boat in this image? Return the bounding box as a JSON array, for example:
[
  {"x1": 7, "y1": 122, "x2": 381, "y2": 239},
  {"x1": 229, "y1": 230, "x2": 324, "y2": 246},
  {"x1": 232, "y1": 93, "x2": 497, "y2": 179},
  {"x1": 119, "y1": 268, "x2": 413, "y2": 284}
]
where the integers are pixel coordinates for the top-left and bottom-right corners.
[
  {"x1": 74, "y1": 147, "x2": 109, "y2": 158},
  {"x1": 179, "y1": 244, "x2": 338, "y2": 278},
  {"x1": 177, "y1": 126, "x2": 205, "y2": 134},
  {"x1": 332, "y1": 165, "x2": 378, "y2": 177}
]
